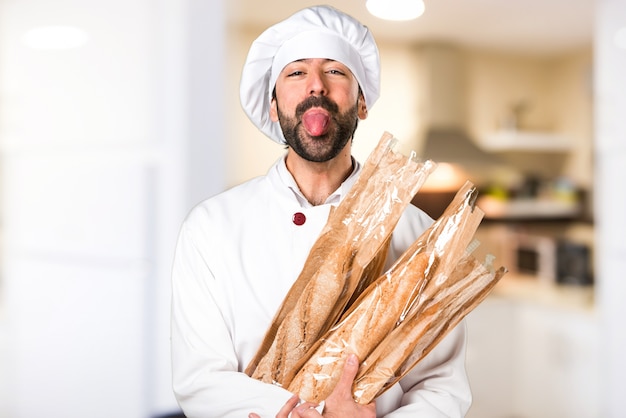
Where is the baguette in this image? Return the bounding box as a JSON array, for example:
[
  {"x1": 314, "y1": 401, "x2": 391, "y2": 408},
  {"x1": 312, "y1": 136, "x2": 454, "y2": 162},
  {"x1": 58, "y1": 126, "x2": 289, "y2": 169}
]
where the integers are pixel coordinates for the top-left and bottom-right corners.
[
  {"x1": 353, "y1": 255, "x2": 507, "y2": 403},
  {"x1": 246, "y1": 132, "x2": 436, "y2": 385},
  {"x1": 287, "y1": 252, "x2": 431, "y2": 403},
  {"x1": 250, "y1": 242, "x2": 355, "y2": 384},
  {"x1": 286, "y1": 181, "x2": 496, "y2": 403},
  {"x1": 245, "y1": 133, "x2": 398, "y2": 378}
]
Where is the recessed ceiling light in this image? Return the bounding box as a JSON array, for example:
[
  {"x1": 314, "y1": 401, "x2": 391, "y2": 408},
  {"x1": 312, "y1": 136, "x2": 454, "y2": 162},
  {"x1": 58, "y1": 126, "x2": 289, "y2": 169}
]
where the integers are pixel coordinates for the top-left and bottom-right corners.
[
  {"x1": 21, "y1": 25, "x2": 90, "y2": 50},
  {"x1": 366, "y1": 0, "x2": 425, "y2": 21}
]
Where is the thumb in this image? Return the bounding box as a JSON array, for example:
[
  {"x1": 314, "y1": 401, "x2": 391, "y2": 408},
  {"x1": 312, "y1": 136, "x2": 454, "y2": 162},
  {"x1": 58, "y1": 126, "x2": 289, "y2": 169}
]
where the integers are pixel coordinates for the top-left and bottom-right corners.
[{"x1": 333, "y1": 353, "x2": 360, "y2": 398}]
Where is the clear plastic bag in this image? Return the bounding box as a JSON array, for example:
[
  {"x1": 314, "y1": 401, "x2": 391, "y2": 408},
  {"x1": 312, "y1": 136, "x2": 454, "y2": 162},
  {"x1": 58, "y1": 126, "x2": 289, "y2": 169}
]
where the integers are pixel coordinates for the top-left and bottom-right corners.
[
  {"x1": 287, "y1": 182, "x2": 507, "y2": 403},
  {"x1": 246, "y1": 132, "x2": 437, "y2": 387},
  {"x1": 352, "y1": 251, "x2": 507, "y2": 404}
]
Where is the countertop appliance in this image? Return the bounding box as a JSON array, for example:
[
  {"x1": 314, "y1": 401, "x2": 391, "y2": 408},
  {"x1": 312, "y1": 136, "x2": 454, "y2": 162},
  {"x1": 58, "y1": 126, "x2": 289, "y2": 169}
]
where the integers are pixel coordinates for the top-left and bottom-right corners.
[{"x1": 505, "y1": 231, "x2": 593, "y2": 286}]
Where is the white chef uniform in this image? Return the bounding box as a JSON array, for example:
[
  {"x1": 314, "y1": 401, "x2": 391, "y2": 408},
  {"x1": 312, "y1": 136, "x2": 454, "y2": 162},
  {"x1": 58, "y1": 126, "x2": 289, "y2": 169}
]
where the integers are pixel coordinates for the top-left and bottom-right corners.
[{"x1": 171, "y1": 155, "x2": 472, "y2": 417}]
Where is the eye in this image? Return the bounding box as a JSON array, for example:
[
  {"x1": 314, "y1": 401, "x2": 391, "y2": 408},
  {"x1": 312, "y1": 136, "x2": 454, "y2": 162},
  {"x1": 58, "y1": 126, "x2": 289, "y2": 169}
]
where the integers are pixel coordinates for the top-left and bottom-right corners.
[
  {"x1": 327, "y1": 69, "x2": 346, "y2": 75},
  {"x1": 286, "y1": 70, "x2": 305, "y2": 77}
]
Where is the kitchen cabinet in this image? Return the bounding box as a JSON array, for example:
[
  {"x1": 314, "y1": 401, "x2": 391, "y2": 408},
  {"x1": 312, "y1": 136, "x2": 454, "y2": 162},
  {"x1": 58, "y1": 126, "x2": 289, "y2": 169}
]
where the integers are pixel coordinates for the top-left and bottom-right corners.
[
  {"x1": 465, "y1": 280, "x2": 599, "y2": 418},
  {"x1": 513, "y1": 301, "x2": 599, "y2": 418},
  {"x1": 465, "y1": 297, "x2": 516, "y2": 418},
  {"x1": 464, "y1": 48, "x2": 593, "y2": 189}
]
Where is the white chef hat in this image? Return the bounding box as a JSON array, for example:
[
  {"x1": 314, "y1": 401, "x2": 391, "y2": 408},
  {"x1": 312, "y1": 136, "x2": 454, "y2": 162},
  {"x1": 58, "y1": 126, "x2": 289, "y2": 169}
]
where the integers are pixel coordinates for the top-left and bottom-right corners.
[{"x1": 239, "y1": 5, "x2": 381, "y2": 144}]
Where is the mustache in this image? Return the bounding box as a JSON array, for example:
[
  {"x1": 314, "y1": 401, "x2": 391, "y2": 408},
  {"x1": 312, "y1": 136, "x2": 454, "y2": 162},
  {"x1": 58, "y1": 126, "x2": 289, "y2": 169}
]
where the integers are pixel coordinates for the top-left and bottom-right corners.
[{"x1": 295, "y1": 95, "x2": 339, "y2": 118}]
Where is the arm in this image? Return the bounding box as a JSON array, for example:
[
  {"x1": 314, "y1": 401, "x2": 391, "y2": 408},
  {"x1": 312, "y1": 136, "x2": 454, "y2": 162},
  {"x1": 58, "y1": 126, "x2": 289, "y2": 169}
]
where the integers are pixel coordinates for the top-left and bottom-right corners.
[{"x1": 171, "y1": 223, "x2": 293, "y2": 418}]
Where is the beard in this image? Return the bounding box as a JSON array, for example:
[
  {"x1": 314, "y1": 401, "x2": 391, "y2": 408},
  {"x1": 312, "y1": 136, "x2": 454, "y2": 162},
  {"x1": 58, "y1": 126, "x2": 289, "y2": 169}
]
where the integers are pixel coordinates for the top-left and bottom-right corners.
[{"x1": 277, "y1": 95, "x2": 359, "y2": 163}]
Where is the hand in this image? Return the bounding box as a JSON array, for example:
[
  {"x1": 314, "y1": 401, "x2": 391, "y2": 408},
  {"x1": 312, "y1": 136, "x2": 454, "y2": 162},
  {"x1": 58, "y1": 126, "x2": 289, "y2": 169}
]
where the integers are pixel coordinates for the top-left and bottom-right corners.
[
  {"x1": 285, "y1": 354, "x2": 377, "y2": 418},
  {"x1": 248, "y1": 354, "x2": 376, "y2": 418},
  {"x1": 320, "y1": 353, "x2": 376, "y2": 418}
]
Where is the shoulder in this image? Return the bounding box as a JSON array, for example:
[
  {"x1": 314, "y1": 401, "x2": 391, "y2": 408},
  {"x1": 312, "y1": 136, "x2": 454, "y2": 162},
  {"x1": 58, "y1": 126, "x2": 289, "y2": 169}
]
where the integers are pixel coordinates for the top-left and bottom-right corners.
[
  {"x1": 186, "y1": 176, "x2": 268, "y2": 222},
  {"x1": 178, "y1": 176, "x2": 273, "y2": 249}
]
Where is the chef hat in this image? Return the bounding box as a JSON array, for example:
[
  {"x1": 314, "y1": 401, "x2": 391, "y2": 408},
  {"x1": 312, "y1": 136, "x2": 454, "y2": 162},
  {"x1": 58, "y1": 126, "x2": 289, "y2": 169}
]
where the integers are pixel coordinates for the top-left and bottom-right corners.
[{"x1": 239, "y1": 5, "x2": 381, "y2": 144}]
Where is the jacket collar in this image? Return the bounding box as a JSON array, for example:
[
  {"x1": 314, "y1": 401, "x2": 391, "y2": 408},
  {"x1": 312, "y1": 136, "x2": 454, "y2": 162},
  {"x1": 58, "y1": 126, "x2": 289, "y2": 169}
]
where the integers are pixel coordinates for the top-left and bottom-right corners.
[{"x1": 270, "y1": 154, "x2": 361, "y2": 208}]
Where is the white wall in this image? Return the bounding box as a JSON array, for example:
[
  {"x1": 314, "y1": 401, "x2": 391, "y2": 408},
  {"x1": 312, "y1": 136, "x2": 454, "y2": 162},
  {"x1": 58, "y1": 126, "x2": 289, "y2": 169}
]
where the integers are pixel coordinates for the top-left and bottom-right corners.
[
  {"x1": 594, "y1": 0, "x2": 626, "y2": 415},
  {"x1": 0, "y1": 0, "x2": 226, "y2": 416}
]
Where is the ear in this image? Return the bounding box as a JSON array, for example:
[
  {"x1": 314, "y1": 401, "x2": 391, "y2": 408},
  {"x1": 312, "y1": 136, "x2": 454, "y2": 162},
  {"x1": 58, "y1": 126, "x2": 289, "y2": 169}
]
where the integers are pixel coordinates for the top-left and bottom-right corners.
[
  {"x1": 270, "y1": 97, "x2": 279, "y2": 122},
  {"x1": 357, "y1": 93, "x2": 368, "y2": 120}
]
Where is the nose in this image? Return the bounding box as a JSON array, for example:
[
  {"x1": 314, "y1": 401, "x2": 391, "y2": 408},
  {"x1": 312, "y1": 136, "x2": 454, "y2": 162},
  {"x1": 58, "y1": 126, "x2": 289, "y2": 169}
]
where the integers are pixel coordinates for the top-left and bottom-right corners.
[{"x1": 307, "y1": 70, "x2": 327, "y2": 96}]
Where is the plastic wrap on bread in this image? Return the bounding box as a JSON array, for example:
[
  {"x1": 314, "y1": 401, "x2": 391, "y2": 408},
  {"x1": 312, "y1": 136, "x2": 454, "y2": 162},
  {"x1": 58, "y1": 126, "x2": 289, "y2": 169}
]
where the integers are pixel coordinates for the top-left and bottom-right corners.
[
  {"x1": 246, "y1": 132, "x2": 437, "y2": 386},
  {"x1": 246, "y1": 132, "x2": 507, "y2": 404}
]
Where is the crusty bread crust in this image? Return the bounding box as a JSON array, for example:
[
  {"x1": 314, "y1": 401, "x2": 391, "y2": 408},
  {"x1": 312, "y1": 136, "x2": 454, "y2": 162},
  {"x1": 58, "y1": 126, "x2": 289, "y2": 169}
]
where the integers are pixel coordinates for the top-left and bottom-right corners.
[
  {"x1": 352, "y1": 255, "x2": 506, "y2": 403},
  {"x1": 245, "y1": 132, "x2": 436, "y2": 386},
  {"x1": 287, "y1": 252, "x2": 431, "y2": 403},
  {"x1": 246, "y1": 135, "x2": 506, "y2": 406}
]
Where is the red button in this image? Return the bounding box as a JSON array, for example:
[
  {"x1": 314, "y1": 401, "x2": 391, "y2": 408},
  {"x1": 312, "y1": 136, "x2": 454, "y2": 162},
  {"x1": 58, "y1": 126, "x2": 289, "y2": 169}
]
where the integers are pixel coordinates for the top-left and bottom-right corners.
[{"x1": 292, "y1": 212, "x2": 306, "y2": 226}]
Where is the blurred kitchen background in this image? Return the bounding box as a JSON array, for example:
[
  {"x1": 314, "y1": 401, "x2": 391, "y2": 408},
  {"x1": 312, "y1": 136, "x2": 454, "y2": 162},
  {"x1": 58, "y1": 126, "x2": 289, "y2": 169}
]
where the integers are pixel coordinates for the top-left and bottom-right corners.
[{"x1": 0, "y1": 0, "x2": 624, "y2": 417}]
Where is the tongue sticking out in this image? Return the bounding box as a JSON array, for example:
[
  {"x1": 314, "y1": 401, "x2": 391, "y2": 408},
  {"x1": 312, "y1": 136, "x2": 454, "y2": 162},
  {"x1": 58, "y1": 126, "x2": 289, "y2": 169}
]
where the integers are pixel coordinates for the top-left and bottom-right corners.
[{"x1": 302, "y1": 110, "x2": 330, "y2": 137}]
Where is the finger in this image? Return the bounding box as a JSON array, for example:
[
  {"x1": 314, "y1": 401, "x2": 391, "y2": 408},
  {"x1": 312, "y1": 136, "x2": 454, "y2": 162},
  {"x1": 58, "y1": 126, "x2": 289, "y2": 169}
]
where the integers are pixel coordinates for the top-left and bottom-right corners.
[
  {"x1": 294, "y1": 402, "x2": 322, "y2": 418},
  {"x1": 275, "y1": 394, "x2": 301, "y2": 417},
  {"x1": 248, "y1": 414, "x2": 260, "y2": 418},
  {"x1": 296, "y1": 401, "x2": 319, "y2": 410},
  {"x1": 333, "y1": 353, "x2": 360, "y2": 399}
]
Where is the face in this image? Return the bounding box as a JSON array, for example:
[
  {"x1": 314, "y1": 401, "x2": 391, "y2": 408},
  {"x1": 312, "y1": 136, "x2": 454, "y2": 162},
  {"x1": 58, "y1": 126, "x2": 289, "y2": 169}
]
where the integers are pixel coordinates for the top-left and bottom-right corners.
[{"x1": 270, "y1": 58, "x2": 368, "y2": 163}]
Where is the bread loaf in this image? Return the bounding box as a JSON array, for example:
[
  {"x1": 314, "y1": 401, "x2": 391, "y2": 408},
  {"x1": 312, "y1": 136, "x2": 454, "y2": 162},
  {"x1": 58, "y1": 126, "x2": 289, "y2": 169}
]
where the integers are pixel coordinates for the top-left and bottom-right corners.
[
  {"x1": 284, "y1": 181, "x2": 505, "y2": 404},
  {"x1": 251, "y1": 242, "x2": 355, "y2": 384},
  {"x1": 352, "y1": 255, "x2": 507, "y2": 403},
  {"x1": 287, "y1": 252, "x2": 431, "y2": 403},
  {"x1": 246, "y1": 132, "x2": 436, "y2": 385}
]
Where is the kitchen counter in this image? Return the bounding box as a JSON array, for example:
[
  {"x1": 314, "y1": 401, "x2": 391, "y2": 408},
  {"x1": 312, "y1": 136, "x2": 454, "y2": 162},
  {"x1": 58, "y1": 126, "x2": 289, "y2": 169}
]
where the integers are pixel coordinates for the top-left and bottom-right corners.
[
  {"x1": 491, "y1": 272, "x2": 595, "y2": 314},
  {"x1": 467, "y1": 274, "x2": 600, "y2": 418}
]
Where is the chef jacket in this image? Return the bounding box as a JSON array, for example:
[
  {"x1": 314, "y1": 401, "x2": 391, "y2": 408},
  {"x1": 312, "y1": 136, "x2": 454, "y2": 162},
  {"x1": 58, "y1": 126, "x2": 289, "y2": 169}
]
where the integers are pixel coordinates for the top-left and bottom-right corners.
[{"x1": 171, "y1": 155, "x2": 472, "y2": 417}]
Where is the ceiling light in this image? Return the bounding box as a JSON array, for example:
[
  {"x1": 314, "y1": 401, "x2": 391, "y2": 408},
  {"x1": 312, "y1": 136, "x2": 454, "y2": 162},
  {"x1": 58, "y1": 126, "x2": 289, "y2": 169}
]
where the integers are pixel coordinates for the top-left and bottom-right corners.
[
  {"x1": 366, "y1": 0, "x2": 425, "y2": 21},
  {"x1": 21, "y1": 26, "x2": 89, "y2": 50}
]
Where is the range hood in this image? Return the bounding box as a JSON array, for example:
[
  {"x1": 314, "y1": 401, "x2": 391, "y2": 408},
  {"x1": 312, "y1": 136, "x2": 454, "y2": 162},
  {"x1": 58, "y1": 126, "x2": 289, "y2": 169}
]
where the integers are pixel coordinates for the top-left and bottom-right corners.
[
  {"x1": 421, "y1": 129, "x2": 501, "y2": 170},
  {"x1": 416, "y1": 44, "x2": 501, "y2": 169}
]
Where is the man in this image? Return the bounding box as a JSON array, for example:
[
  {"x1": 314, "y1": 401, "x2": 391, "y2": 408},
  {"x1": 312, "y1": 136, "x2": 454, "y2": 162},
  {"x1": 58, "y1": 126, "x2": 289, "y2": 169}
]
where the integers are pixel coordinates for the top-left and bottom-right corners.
[{"x1": 171, "y1": 5, "x2": 472, "y2": 417}]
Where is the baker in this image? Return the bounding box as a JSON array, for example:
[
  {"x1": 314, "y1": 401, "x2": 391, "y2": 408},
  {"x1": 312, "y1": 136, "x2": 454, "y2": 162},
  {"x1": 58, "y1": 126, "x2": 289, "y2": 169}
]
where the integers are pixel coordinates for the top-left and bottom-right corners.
[{"x1": 170, "y1": 5, "x2": 472, "y2": 417}]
